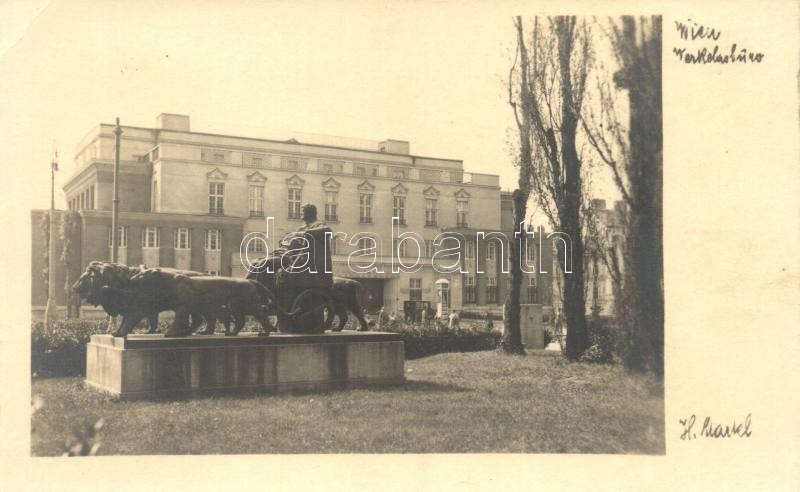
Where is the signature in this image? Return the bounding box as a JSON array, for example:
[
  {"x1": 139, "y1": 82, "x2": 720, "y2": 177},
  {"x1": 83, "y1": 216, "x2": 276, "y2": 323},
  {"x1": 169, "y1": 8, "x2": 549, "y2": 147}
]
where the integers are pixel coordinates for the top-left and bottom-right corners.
[
  {"x1": 672, "y1": 18, "x2": 765, "y2": 65},
  {"x1": 679, "y1": 414, "x2": 752, "y2": 440}
]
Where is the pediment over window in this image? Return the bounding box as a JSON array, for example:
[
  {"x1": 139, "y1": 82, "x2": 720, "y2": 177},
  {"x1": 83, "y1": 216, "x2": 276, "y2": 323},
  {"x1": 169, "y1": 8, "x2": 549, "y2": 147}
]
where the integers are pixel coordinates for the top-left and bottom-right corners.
[
  {"x1": 423, "y1": 186, "x2": 440, "y2": 197},
  {"x1": 322, "y1": 177, "x2": 341, "y2": 190},
  {"x1": 357, "y1": 180, "x2": 375, "y2": 192},
  {"x1": 206, "y1": 168, "x2": 228, "y2": 182},
  {"x1": 285, "y1": 174, "x2": 306, "y2": 188},
  {"x1": 391, "y1": 183, "x2": 408, "y2": 196},
  {"x1": 247, "y1": 171, "x2": 267, "y2": 184},
  {"x1": 454, "y1": 188, "x2": 471, "y2": 199}
]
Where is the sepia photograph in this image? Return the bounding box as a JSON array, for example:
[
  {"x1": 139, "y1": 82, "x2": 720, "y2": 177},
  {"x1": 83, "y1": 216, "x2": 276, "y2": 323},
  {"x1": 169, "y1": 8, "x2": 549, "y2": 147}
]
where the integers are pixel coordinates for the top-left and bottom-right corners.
[{"x1": 1, "y1": 1, "x2": 797, "y2": 490}]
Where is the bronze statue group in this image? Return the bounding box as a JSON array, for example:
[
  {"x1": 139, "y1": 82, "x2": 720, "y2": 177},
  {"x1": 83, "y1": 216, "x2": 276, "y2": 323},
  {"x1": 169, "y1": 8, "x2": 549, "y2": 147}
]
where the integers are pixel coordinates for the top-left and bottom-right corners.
[{"x1": 72, "y1": 204, "x2": 369, "y2": 337}]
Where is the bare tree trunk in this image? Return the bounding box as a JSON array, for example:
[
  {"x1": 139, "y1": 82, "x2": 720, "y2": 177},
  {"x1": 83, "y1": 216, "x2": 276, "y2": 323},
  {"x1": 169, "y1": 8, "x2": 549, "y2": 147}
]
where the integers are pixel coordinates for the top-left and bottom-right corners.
[{"x1": 502, "y1": 189, "x2": 527, "y2": 354}]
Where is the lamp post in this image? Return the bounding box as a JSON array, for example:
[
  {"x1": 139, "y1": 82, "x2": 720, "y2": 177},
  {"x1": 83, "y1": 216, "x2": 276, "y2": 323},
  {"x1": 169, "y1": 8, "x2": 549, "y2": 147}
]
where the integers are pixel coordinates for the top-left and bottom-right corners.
[
  {"x1": 44, "y1": 151, "x2": 59, "y2": 327},
  {"x1": 111, "y1": 117, "x2": 122, "y2": 262}
]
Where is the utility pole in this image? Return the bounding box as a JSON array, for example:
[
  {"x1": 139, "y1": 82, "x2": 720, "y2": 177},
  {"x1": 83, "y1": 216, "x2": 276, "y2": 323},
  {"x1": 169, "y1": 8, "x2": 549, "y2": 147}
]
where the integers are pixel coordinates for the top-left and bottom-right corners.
[
  {"x1": 111, "y1": 118, "x2": 122, "y2": 262},
  {"x1": 44, "y1": 150, "x2": 59, "y2": 328}
]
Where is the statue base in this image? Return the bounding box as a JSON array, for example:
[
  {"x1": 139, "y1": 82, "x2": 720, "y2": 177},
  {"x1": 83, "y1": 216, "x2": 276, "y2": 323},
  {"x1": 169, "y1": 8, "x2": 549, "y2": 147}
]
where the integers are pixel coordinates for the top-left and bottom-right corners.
[{"x1": 85, "y1": 332, "x2": 405, "y2": 400}]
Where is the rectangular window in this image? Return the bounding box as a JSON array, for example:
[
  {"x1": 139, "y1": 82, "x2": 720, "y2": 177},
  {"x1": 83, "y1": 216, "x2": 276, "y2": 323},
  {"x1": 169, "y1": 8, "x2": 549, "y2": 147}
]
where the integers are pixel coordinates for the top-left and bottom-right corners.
[
  {"x1": 142, "y1": 226, "x2": 160, "y2": 248},
  {"x1": 465, "y1": 240, "x2": 475, "y2": 259},
  {"x1": 205, "y1": 229, "x2": 221, "y2": 251},
  {"x1": 355, "y1": 166, "x2": 366, "y2": 176},
  {"x1": 325, "y1": 191, "x2": 338, "y2": 221},
  {"x1": 247, "y1": 236, "x2": 265, "y2": 253},
  {"x1": 487, "y1": 242, "x2": 496, "y2": 261},
  {"x1": 425, "y1": 198, "x2": 438, "y2": 226},
  {"x1": 409, "y1": 278, "x2": 422, "y2": 301},
  {"x1": 424, "y1": 240, "x2": 435, "y2": 258},
  {"x1": 356, "y1": 237, "x2": 374, "y2": 253},
  {"x1": 249, "y1": 186, "x2": 264, "y2": 217},
  {"x1": 251, "y1": 157, "x2": 262, "y2": 168},
  {"x1": 392, "y1": 169, "x2": 406, "y2": 180},
  {"x1": 288, "y1": 188, "x2": 302, "y2": 219},
  {"x1": 394, "y1": 239, "x2": 407, "y2": 258},
  {"x1": 527, "y1": 241, "x2": 536, "y2": 262},
  {"x1": 174, "y1": 228, "x2": 191, "y2": 250},
  {"x1": 213, "y1": 153, "x2": 225, "y2": 163},
  {"x1": 393, "y1": 196, "x2": 406, "y2": 225},
  {"x1": 456, "y1": 200, "x2": 469, "y2": 228},
  {"x1": 209, "y1": 182, "x2": 224, "y2": 215},
  {"x1": 487, "y1": 277, "x2": 497, "y2": 304},
  {"x1": 108, "y1": 226, "x2": 128, "y2": 248},
  {"x1": 527, "y1": 276, "x2": 538, "y2": 304},
  {"x1": 359, "y1": 194, "x2": 373, "y2": 223},
  {"x1": 464, "y1": 275, "x2": 476, "y2": 304}
]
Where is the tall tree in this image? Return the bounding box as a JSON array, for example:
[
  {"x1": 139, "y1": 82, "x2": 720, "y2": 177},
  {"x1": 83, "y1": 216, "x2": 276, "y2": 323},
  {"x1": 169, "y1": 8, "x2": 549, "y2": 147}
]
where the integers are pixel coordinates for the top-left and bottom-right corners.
[
  {"x1": 582, "y1": 16, "x2": 663, "y2": 376},
  {"x1": 60, "y1": 211, "x2": 81, "y2": 318},
  {"x1": 509, "y1": 16, "x2": 592, "y2": 359}
]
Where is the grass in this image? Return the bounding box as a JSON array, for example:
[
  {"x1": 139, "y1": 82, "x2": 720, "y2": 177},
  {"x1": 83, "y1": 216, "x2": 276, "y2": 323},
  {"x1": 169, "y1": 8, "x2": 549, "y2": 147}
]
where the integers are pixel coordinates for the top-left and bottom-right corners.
[{"x1": 31, "y1": 350, "x2": 664, "y2": 455}]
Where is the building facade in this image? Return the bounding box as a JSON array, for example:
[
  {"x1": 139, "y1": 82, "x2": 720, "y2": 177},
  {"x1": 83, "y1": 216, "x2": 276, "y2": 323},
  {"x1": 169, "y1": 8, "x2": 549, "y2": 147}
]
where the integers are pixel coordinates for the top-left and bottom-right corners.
[{"x1": 33, "y1": 114, "x2": 553, "y2": 316}]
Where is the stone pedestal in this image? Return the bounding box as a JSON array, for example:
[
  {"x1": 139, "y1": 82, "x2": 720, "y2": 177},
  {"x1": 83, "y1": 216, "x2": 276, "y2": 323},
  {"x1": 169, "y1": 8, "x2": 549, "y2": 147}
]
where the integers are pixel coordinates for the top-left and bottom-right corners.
[
  {"x1": 520, "y1": 304, "x2": 544, "y2": 349},
  {"x1": 85, "y1": 332, "x2": 405, "y2": 399}
]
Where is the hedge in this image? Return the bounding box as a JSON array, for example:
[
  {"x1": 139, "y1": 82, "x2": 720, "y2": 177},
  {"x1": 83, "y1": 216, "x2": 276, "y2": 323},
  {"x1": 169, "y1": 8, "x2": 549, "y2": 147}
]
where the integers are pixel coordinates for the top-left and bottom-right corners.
[{"x1": 32, "y1": 320, "x2": 110, "y2": 377}]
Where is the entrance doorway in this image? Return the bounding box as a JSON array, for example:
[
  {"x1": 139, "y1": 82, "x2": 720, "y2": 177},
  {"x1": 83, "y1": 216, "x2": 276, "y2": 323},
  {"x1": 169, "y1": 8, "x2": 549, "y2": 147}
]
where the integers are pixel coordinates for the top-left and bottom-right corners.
[{"x1": 351, "y1": 278, "x2": 384, "y2": 314}]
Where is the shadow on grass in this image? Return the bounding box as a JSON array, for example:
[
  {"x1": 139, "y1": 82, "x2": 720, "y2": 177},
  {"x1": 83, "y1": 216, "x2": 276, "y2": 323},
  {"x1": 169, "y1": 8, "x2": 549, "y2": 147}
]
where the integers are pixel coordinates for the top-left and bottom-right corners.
[{"x1": 99, "y1": 378, "x2": 471, "y2": 403}]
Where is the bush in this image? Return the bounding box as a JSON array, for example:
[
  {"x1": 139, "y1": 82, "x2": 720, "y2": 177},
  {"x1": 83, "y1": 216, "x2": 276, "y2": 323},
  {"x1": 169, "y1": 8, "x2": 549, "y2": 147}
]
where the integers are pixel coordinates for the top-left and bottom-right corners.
[
  {"x1": 384, "y1": 323, "x2": 501, "y2": 359},
  {"x1": 579, "y1": 317, "x2": 616, "y2": 364},
  {"x1": 32, "y1": 320, "x2": 111, "y2": 377}
]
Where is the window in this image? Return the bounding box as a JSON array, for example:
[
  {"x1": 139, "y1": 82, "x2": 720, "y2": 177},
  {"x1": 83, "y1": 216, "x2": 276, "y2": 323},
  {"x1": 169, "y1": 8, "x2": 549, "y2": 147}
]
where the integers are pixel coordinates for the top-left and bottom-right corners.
[
  {"x1": 108, "y1": 226, "x2": 128, "y2": 248},
  {"x1": 356, "y1": 237, "x2": 374, "y2": 253},
  {"x1": 249, "y1": 186, "x2": 264, "y2": 217},
  {"x1": 527, "y1": 276, "x2": 538, "y2": 303},
  {"x1": 409, "y1": 278, "x2": 422, "y2": 301},
  {"x1": 142, "y1": 227, "x2": 160, "y2": 248},
  {"x1": 205, "y1": 229, "x2": 221, "y2": 251},
  {"x1": 174, "y1": 228, "x2": 191, "y2": 250},
  {"x1": 527, "y1": 240, "x2": 536, "y2": 261},
  {"x1": 464, "y1": 276, "x2": 476, "y2": 304},
  {"x1": 209, "y1": 182, "x2": 224, "y2": 215},
  {"x1": 288, "y1": 188, "x2": 302, "y2": 219},
  {"x1": 359, "y1": 193, "x2": 373, "y2": 223},
  {"x1": 393, "y1": 196, "x2": 406, "y2": 225},
  {"x1": 425, "y1": 240, "x2": 435, "y2": 258},
  {"x1": 252, "y1": 157, "x2": 262, "y2": 168},
  {"x1": 392, "y1": 169, "x2": 406, "y2": 180},
  {"x1": 456, "y1": 199, "x2": 469, "y2": 228},
  {"x1": 285, "y1": 158, "x2": 299, "y2": 170},
  {"x1": 247, "y1": 236, "x2": 265, "y2": 253},
  {"x1": 487, "y1": 277, "x2": 498, "y2": 304},
  {"x1": 487, "y1": 242, "x2": 496, "y2": 261},
  {"x1": 325, "y1": 191, "x2": 338, "y2": 221},
  {"x1": 394, "y1": 239, "x2": 407, "y2": 258},
  {"x1": 213, "y1": 153, "x2": 225, "y2": 163},
  {"x1": 465, "y1": 240, "x2": 475, "y2": 260},
  {"x1": 354, "y1": 165, "x2": 377, "y2": 176},
  {"x1": 425, "y1": 198, "x2": 438, "y2": 226}
]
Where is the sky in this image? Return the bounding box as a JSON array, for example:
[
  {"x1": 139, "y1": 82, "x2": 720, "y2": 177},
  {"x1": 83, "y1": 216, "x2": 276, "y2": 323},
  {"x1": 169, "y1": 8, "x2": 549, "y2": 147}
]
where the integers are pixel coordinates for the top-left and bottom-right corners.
[{"x1": 0, "y1": 0, "x2": 618, "y2": 212}]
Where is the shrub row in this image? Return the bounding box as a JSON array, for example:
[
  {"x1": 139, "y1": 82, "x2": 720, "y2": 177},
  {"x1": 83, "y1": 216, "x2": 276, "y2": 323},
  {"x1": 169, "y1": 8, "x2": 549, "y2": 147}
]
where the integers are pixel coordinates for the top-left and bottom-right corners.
[
  {"x1": 32, "y1": 320, "x2": 111, "y2": 377},
  {"x1": 31, "y1": 318, "x2": 503, "y2": 377},
  {"x1": 384, "y1": 324, "x2": 502, "y2": 359}
]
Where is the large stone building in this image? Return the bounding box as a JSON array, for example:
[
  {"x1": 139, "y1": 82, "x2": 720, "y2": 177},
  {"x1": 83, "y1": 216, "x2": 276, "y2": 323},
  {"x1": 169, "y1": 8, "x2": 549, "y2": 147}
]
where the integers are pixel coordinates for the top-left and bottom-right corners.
[{"x1": 33, "y1": 114, "x2": 553, "y2": 316}]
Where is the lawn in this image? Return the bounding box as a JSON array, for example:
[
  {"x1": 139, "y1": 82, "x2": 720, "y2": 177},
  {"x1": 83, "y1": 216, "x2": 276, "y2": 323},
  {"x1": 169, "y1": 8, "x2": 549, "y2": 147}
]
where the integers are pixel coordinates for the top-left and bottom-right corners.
[{"x1": 31, "y1": 350, "x2": 664, "y2": 455}]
